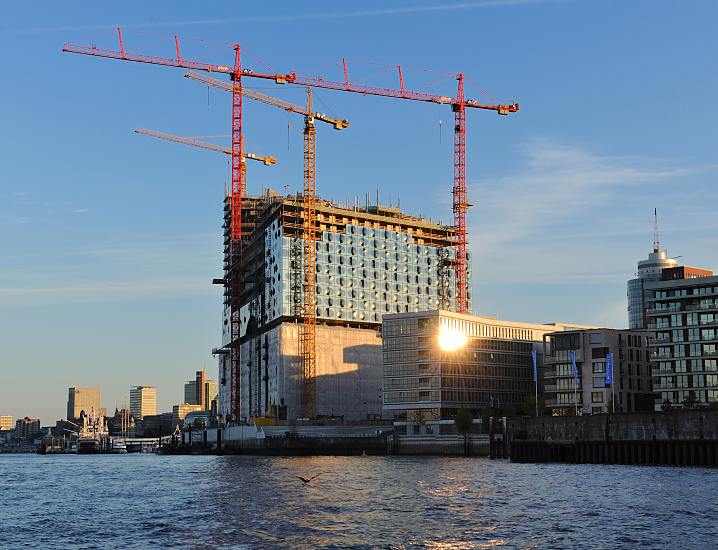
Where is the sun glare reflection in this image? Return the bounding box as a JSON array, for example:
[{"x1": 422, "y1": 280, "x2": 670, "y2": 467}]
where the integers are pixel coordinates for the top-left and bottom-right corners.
[{"x1": 438, "y1": 325, "x2": 468, "y2": 352}]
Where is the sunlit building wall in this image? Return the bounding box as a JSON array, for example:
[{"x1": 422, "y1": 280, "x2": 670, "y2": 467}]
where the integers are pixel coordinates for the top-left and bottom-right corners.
[{"x1": 381, "y1": 310, "x2": 590, "y2": 420}]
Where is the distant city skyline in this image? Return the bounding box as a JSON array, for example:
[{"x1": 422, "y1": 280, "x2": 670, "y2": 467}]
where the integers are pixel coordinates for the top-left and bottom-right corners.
[{"x1": 2, "y1": 1, "x2": 717, "y2": 422}]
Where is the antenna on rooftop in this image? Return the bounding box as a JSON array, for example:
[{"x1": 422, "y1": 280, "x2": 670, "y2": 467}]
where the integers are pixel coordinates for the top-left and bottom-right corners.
[{"x1": 653, "y1": 208, "x2": 660, "y2": 252}]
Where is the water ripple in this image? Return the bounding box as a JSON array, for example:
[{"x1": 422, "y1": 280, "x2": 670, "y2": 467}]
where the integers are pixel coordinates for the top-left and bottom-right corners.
[{"x1": 1, "y1": 455, "x2": 717, "y2": 548}]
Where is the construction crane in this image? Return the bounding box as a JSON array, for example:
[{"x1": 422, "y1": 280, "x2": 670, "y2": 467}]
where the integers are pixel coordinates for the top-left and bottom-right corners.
[
  {"x1": 280, "y1": 61, "x2": 520, "y2": 314},
  {"x1": 63, "y1": 28, "x2": 294, "y2": 422},
  {"x1": 186, "y1": 71, "x2": 349, "y2": 420},
  {"x1": 134, "y1": 128, "x2": 277, "y2": 197},
  {"x1": 185, "y1": 71, "x2": 349, "y2": 129},
  {"x1": 134, "y1": 128, "x2": 277, "y2": 164}
]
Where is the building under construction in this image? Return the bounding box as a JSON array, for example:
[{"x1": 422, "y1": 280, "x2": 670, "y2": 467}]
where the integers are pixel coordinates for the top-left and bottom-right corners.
[{"x1": 216, "y1": 190, "x2": 471, "y2": 423}]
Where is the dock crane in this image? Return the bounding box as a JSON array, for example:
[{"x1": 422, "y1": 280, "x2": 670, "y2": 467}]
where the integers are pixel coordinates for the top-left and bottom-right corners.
[{"x1": 186, "y1": 71, "x2": 349, "y2": 419}]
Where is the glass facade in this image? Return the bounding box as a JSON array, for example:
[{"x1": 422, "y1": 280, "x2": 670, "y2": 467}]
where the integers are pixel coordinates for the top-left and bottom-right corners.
[
  {"x1": 646, "y1": 277, "x2": 718, "y2": 408},
  {"x1": 265, "y1": 222, "x2": 472, "y2": 325}
]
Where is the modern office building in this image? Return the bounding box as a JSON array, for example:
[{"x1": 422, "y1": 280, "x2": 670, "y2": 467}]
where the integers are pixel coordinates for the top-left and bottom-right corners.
[
  {"x1": 15, "y1": 417, "x2": 40, "y2": 442},
  {"x1": 195, "y1": 370, "x2": 206, "y2": 409},
  {"x1": 381, "y1": 310, "x2": 592, "y2": 420},
  {"x1": 0, "y1": 416, "x2": 13, "y2": 431},
  {"x1": 183, "y1": 381, "x2": 196, "y2": 405},
  {"x1": 129, "y1": 386, "x2": 157, "y2": 420},
  {"x1": 67, "y1": 387, "x2": 102, "y2": 421},
  {"x1": 543, "y1": 329, "x2": 654, "y2": 415},
  {"x1": 216, "y1": 190, "x2": 470, "y2": 422},
  {"x1": 184, "y1": 373, "x2": 218, "y2": 412},
  {"x1": 645, "y1": 271, "x2": 718, "y2": 409}
]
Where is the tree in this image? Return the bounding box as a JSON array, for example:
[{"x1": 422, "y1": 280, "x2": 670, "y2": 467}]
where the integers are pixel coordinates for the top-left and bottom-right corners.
[
  {"x1": 661, "y1": 399, "x2": 673, "y2": 412},
  {"x1": 682, "y1": 392, "x2": 698, "y2": 409}
]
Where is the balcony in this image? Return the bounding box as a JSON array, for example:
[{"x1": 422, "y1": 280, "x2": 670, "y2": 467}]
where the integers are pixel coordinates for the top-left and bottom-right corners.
[
  {"x1": 652, "y1": 368, "x2": 675, "y2": 376},
  {"x1": 645, "y1": 304, "x2": 682, "y2": 315},
  {"x1": 543, "y1": 383, "x2": 579, "y2": 393}
]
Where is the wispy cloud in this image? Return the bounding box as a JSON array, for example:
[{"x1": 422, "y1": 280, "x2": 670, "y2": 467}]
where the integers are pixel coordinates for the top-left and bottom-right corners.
[
  {"x1": 472, "y1": 137, "x2": 698, "y2": 255},
  {"x1": 1, "y1": 0, "x2": 561, "y2": 36},
  {"x1": 71, "y1": 208, "x2": 90, "y2": 214},
  {"x1": 469, "y1": 137, "x2": 715, "y2": 287},
  {"x1": 0, "y1": 278, "x2": 216, "y2": 308}
]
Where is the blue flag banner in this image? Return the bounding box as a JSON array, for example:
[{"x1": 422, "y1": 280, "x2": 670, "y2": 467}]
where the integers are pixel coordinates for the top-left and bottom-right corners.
[
  {"x1": 605, "y1": 352, "x2": 613, "y2": 386},
  {"x1": 531, "y1": 349, "x2": 537, "y2": 383},
  {"x1": 570, "y1": 350, "x2": 579, "y2": 381}
]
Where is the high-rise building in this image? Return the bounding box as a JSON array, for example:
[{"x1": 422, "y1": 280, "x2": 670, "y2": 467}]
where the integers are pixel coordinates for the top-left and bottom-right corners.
[
  {"x1": 381, "y1": 310, "x2": 593, "y2": 420},
  {"x1": 129, "y1": 386, "x2": 157, "y2": 420},
  {"x1": 0, "y1": 416, "x2": 13, "y2": 431},
  {"x1": 204, "y1": 380, "x2": 218, "y2": 411},
  {"x1": 628, "y1": 248, "x2": 678, "y2": 329},
  {"x1": 67, "y1": 387, "x2": 102, "y2": 421},
  {"x1": 216, "y1": 190, "x2": 471, "y2": 423},
  {"x1": 645, "y1": 270, "x2": 718, "y2": 409},
  {"x1": 195, "y1": 370, "x2": 206, "y2": 409},
  {"x1": 184, "y1": 380, "x2": 197, "y2": 405},
  {"x1": 184, "y1": 374, "x2": 217, "y2": 411},
  {"x1": 543, "y1": 329, "x2": 654, "y2": 415}
]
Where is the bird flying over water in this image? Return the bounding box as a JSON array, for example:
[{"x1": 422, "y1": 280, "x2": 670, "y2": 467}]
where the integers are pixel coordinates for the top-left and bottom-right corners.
[{"x1": 296, "y1": 474, "x2": 321, "y2": 485}]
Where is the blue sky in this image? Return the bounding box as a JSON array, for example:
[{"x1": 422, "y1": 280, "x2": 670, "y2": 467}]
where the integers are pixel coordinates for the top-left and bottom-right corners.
[{"x1": 1, "y1": 1, "x2": 717, "y2": 423}]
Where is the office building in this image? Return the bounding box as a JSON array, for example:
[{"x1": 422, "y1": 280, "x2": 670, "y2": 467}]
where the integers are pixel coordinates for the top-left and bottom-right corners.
[
  {"x1": 184, "y1": 381, "x2": 196, "y2": 405},
  {"x1": 15, "y1": 417, "x2": 40, "y2": 442},
  {"x1": 543, "y1": 329, "x2": 654, "y2": 415},
  {"x1": 195, "y1": 370, "x2": 206, "y2": 409},
  {"x1": 204, "y1": 380, "x2": 218, "y2": 412},
  {"x1": 217, "y1": 190, "x2": 470, "y2": 422},
  {"x1": 645, "y1": 271, "x2": 718, "y2": 409},
  {"x1": 184, "y1": 374, "x2": 217, "y2": 412},
  {"x1": 0, "y1": 416, "x2": 13, "y2": 431},
  {"x1": 129, "y1": 386, "x2": 157, "y2": 420},
  {"x1": 67, "y1": 387, "x2": 102, "y2": 421},
  {"x1": 381, "y1": 310, "x2": 592, "y2": 420}
]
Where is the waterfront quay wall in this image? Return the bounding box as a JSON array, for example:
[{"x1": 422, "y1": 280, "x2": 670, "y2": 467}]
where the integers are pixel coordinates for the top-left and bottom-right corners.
[
  {"x1": 508, "y1": 410, "x2": 718, "y2": 466},
  {"x1": 390, "y1": 434, "x2": 489, "y2": 456}
]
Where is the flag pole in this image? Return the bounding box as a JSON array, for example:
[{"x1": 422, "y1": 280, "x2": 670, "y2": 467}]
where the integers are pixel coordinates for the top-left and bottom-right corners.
[
  {"x1": 532, "y1": 349, "x2": 538, "y2": 417},
  {"x1": 571, "y1": 350, "x2": 579, "y2": 416}
]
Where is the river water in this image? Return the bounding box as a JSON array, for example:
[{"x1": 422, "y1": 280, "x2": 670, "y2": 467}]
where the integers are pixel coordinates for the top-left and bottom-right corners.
[{"x1": 1, "y1": 454, "x2": 716, "y2": 549}]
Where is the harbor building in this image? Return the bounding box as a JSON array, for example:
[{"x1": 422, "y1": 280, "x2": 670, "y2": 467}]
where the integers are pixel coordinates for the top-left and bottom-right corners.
[
  {"x1": 542, "y1": 329, "x2": 654, "y2": 415},
  {"x1": 67, "y1": 387, "x2": 103, "y2": 421},
  {"x1": 645, "y1": 270, "x2": 718, "y2": 409},
  {"x1": 129, "y1": 386, "x2": 157, "y2": 420},
  {"x1": 381, "y1": 310, "x2": 591, "y2": 420},
  {"x1": 0, "y1": 416, "x2": 12, "y2": 431},
  {"x1": 216, "y1": 190, "x2": 471, "y2": 423}
]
